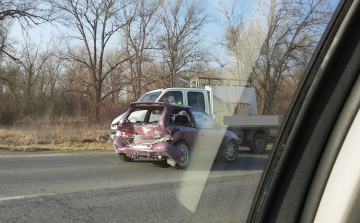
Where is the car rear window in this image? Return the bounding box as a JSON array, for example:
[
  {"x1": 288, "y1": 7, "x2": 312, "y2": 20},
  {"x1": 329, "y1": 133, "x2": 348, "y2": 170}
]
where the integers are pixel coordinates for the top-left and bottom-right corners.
[{"x1": 125, "y1": 106, "x2": 164, "y2": 125}]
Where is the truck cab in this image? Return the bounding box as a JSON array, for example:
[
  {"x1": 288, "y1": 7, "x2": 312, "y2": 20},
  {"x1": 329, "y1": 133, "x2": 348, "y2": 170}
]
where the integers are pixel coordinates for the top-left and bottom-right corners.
[{"x1": 152, "y1": 88, "x2": 210, "y2": 114}]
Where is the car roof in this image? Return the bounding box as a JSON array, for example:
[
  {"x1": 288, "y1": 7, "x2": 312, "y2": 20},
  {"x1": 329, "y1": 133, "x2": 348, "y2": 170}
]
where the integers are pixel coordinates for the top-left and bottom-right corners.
[
  {"x1": 145, "y1": 87, "x2": 205, "y2": 93},
  {"x1": 129, "y1": 101, "x2": 194, "y2": 110}
]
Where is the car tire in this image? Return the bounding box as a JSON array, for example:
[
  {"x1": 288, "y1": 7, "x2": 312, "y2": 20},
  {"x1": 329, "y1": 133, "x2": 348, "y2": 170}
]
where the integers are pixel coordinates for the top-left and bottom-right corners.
[
  {"x1": 249, "y1": 134, "x2": 267, "y2": 154},
  {"x1": 175, "y1": 142, "x2": 190, "y2": 169},
  {"x1": 118, "y1": 153, "x2": 134, "y2": 162},
  {"x1": 221, "y1": 141, "x2": 238, "y2": 162}
]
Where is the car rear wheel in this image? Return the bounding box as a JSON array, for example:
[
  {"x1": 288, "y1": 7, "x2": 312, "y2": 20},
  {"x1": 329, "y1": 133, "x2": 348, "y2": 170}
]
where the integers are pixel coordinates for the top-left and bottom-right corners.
[
  {"x1": 118, "y1": 153, "x2": 134, "y2": 162},
  {"x1": 221, "y1": 141, "x2": 238, "y2": 162},
  {"x1": 175, "y1": 142, "x2": 190, "y2": 169}
]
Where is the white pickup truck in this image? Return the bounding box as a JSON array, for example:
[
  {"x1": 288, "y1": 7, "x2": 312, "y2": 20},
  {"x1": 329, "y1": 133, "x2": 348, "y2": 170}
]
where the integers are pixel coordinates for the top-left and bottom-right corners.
[{"x1": 110, "y1": 77, "x2": 282, "y2": 153}]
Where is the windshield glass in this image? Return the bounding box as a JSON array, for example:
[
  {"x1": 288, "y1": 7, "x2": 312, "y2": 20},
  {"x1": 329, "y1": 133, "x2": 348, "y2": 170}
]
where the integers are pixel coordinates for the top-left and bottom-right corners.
[
  {"x1": 136, "y1": 91, "x2": 162, "y2": 102},
  {"x1": 0, "y1": 0, "x2": 342, "y2": 222}
]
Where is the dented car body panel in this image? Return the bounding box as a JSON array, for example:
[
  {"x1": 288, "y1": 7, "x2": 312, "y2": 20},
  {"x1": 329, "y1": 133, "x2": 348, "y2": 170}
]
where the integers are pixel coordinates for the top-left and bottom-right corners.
[
  {"x1": 113, "y1": 102, "x2": 240, "y2": 165},
  {"x1": 113, "y1": 139, "x2": 183, "y2": 161},
  {"x1": 166, "y1": 125, "x2": 197, "y2": 149}
]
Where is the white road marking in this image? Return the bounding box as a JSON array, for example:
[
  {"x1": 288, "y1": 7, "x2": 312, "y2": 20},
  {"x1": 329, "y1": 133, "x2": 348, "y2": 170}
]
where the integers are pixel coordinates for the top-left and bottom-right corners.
[
  {"x1": 0, "y1": 194, "x2": 55, "y2": 202},
  {"x1": 0, "y1": 152, "x2": 111, "y2": 158}
]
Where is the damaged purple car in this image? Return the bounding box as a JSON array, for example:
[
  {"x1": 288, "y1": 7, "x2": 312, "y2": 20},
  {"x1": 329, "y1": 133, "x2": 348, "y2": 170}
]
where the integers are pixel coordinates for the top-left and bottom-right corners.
[{"x1": 113, "y1": 102, "x2": 240, "y2": 169}]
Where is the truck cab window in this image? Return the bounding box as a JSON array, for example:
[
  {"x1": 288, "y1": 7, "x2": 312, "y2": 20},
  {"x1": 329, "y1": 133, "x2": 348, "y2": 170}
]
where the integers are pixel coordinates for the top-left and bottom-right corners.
[
  {"x1": 159, "y1": 91, "x2": 183, "y2": 105},
  {"x1": 188, "y1": 92, "x2": 205, "y2": 111}
]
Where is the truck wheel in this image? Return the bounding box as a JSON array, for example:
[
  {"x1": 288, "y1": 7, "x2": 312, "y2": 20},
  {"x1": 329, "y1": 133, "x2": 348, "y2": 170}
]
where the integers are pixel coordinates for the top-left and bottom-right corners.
[
  {"x1": 175, "y1": 142, "x2": 190, "y2": 169},
  {"x1": 221, "y1": 141, "x2": 238, "y2": 162},
  {"x1": 249, "y1": 134, "x2": 267, "y2": 154},
  {"x1": 118, "y1": 153, "x2": 134, "y2": 162}
]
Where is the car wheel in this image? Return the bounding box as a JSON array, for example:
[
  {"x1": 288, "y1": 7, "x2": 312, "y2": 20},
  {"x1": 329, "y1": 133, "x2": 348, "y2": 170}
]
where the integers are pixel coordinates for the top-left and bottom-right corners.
[
  {"x1": 175, "y1": 142, "x2": 190, "y2": 169},
  {"x1": 249, "y1": 134, "x2": 267, "y2": 154},
  {"x1": 221, "y1": 141, "x2": 238, "y2": 162},
  {"x1": 118, "y1": 153, "x2": 134, "y2": 162}
]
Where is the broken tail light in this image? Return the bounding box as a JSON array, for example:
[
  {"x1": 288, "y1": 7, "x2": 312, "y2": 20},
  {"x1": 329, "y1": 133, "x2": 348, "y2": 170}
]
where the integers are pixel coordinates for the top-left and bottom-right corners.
[{"x1": 115, "y1": 131, "x2": 134, "y2": 138}]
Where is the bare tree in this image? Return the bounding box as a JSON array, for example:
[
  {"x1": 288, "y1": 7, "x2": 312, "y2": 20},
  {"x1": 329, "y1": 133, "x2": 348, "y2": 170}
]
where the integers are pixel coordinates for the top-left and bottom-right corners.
[
  {"x1": 0, "y1": 0, "x2": 54, "y2": 63},
  {"x1": 0, "y1": 62, "x2": 23, "y2": 124},
  {"x1": 218, "y1": 1, "x2": 264, "y2": 80},
  {"x1": 48, "y1": 0, "x2": 132, "y2": 121},
  {"x1": 102, "y1": 53, "x2": 126, "y2": 112},
  {"x1": 252, "y1": 0, "x2": 332, "y2": 115},
  {"x1": 0, "y1": 19, "x2": 13, "y2": 62},
  {"x1": 0, "y1": 60, "x2": 21, "y2": 103},
  {"x1": 0, "y1": 35, "x2": 59, "y2": 123},
  {"x1": 157, "y1": 0, "x2": 210, "y2": 87},
  {"x1": 15, "y1": 36, "x2": 53, "y2": 115},
  {"x1": 0, "y1": 0, "x2": 53, "y2": 26},
  {"x1": 121, "y1": 0, "x2": 162, "y2": 100}
]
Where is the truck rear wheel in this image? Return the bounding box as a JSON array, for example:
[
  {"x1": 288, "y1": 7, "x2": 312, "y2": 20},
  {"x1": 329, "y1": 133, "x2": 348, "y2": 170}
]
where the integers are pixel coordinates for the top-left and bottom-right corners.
[{"x1": 249, "y1": 134, "x2": 267, "y2": 154}]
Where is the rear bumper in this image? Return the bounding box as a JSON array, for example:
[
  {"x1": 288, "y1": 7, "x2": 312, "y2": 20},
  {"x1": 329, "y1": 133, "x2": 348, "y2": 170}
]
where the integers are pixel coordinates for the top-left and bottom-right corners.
[{"x1": 113, "y1": 137, "x2": 183, "y2": 161}]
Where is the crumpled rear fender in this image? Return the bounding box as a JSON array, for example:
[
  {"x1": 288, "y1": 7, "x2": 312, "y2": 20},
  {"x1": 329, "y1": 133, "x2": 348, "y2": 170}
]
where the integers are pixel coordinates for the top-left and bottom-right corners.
[
  {"x1": 152, "y1": 141, "x2": 183, "y2": 161},
  {"x1": 113, "y1": 137, "x2": 128, "y2": 149}
]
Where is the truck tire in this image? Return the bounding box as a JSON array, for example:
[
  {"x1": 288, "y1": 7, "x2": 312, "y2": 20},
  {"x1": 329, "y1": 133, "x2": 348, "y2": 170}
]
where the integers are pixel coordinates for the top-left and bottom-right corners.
[
  {"x1": 118, "y1": 153, "x2": 134, "y2": 162},
  {"x1": 249, "y1": 134, "x2": 267, "y2": 154}
]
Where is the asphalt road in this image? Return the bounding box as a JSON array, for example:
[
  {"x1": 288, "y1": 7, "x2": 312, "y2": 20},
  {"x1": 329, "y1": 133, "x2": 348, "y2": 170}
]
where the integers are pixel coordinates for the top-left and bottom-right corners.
[{"x1": 0, "y1": 148, "x2": 270, "y2": 223}]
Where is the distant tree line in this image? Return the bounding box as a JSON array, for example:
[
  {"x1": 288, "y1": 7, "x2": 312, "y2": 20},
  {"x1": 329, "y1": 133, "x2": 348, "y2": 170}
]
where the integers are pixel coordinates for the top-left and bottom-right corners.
[{"x1": 0, "y1": 0, "x2": 333, "y2": 124}]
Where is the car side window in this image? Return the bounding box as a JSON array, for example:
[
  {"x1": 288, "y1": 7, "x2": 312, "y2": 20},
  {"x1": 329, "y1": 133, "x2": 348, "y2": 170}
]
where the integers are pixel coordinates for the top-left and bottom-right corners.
[
  {"x1": 187, "y1": 92, "x2": 205, "y2": 111},
  {"x1": 189, "y1": 108, "x2": 216, "y2": 129},
  {"x1": 168, "y1": 107, "x2": 194, "y2": 127}
]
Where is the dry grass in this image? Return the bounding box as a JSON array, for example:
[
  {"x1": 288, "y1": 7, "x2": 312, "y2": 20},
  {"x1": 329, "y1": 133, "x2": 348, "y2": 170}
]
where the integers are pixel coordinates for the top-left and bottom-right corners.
[{"x1": 0, "y1": 118, "x2": 113, "y2": 152}]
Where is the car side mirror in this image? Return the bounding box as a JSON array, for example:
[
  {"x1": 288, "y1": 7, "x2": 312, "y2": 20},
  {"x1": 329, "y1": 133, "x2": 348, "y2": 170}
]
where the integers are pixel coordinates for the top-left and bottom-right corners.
[{"x1": 212, "y1": 123, "x2": 222, "y2": 130}]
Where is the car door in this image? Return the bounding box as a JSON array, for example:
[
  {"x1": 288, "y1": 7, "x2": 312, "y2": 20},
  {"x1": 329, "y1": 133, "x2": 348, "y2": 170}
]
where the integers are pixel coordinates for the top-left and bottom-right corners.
[
  {"x1": 188, "y1": 108, "x2": 226, "y2": 163},
  {"x1": 166, "y1": 106, "x2": 197, "y2": 148}
]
